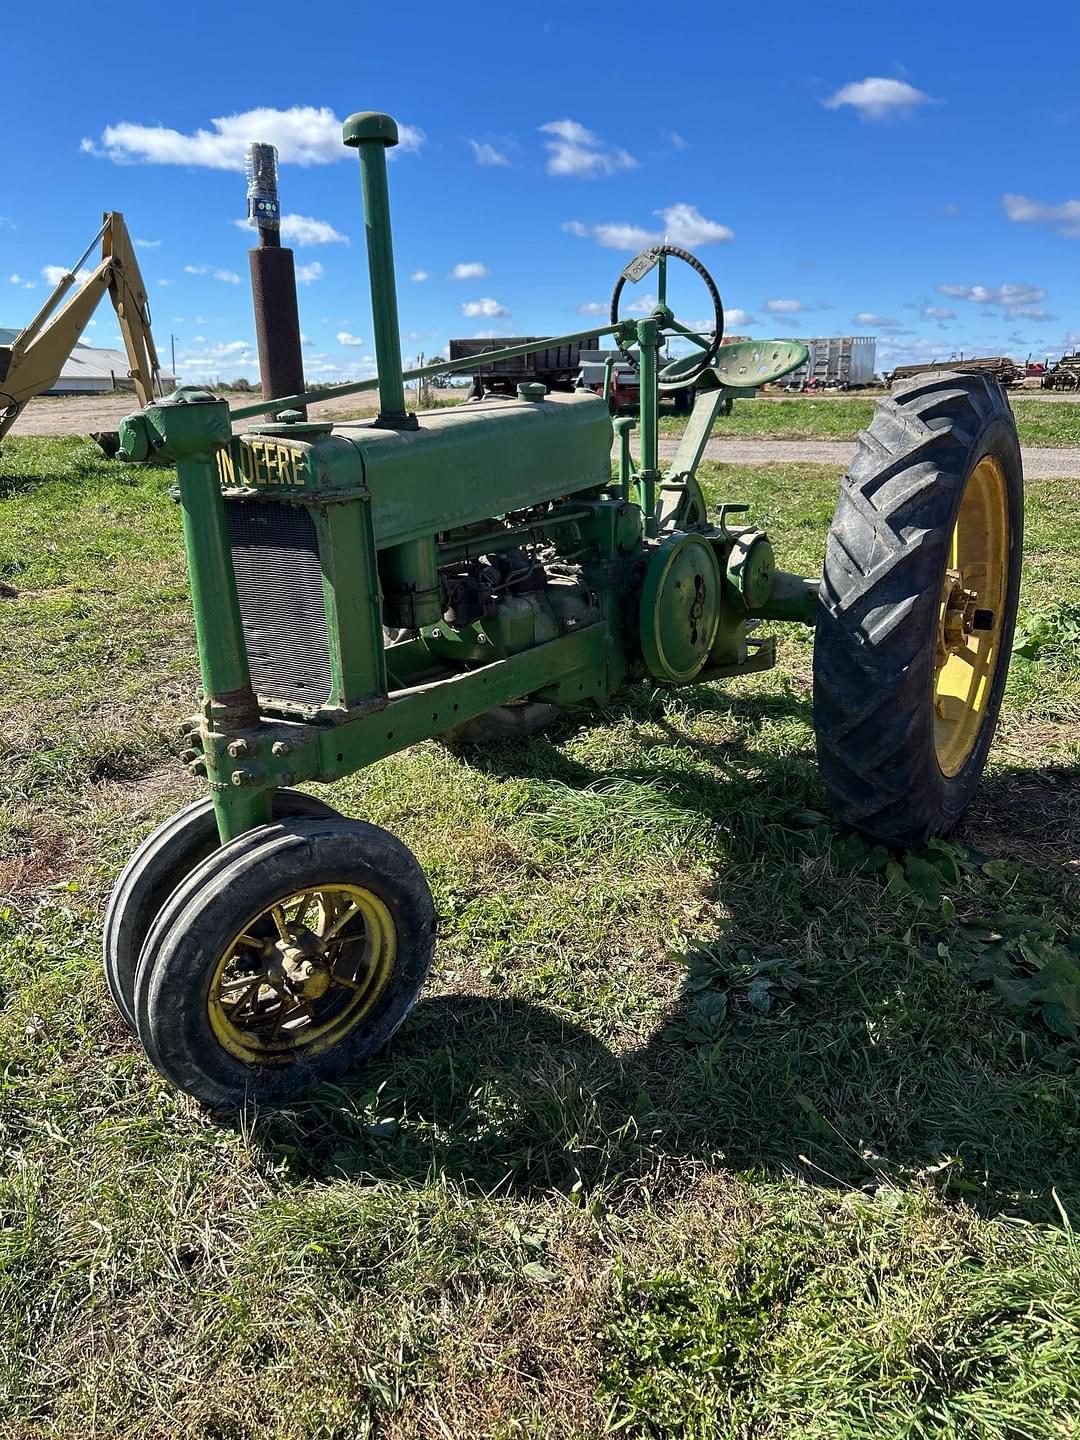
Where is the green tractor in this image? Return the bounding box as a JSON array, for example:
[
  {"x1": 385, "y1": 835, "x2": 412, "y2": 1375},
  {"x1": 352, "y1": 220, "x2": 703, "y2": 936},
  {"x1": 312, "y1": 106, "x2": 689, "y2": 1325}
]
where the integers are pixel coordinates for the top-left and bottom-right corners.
[{"x1": 104, "y1": 111, "x2": 1024, "y2": 1107}]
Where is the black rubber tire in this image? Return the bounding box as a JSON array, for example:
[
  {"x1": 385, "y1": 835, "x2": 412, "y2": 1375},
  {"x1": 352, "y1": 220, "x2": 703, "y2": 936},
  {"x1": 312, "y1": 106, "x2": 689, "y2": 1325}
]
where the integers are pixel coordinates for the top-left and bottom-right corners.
[
  {"x1": 103, "y1": 789, "x2": 337, "y2": 1032},
  {"x1": 132, "y1": 817, "x2": 436, "y2": 1107},
  {"x1": 813, "y1": 371, "x2": 1024, "y2": 848}
]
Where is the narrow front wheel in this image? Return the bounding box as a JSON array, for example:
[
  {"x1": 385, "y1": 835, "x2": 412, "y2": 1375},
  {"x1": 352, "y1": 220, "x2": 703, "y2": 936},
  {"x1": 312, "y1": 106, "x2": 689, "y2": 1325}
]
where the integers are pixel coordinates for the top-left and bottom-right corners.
[{"x1": 133, "y1": 817, "x2": 436, "y2": 1106}]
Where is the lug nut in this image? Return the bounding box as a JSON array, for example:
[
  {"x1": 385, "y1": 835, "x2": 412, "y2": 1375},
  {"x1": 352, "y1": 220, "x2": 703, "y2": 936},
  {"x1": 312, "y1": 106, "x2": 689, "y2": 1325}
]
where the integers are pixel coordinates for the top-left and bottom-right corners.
[{"x1": 227, "y1": 739, "x2": 251, "y2": 758}]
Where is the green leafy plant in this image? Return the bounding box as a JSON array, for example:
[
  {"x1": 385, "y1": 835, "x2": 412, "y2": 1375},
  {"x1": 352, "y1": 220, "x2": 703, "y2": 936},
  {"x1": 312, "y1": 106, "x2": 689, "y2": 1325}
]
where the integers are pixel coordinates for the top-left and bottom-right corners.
[{"x1": 1012, "y1": 601, "x2": 1080, "y2": 661}]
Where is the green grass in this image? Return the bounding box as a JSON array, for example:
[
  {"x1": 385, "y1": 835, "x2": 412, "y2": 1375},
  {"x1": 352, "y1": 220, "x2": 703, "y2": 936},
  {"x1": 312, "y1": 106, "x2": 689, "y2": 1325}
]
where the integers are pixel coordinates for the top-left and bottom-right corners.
[
  {"x1": 658, "y1": 394, "x2": 1080, "y2": 448},
  {"x1": 1, "y1": 437, "x2": 1079, "y2": 1437}
]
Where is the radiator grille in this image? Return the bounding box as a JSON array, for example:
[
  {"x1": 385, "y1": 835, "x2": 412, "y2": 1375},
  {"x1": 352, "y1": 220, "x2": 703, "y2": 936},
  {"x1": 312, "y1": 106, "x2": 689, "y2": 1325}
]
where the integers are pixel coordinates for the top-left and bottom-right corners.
[{"x1": 224, "y1": 499, "x2": 333, "y2": 706}]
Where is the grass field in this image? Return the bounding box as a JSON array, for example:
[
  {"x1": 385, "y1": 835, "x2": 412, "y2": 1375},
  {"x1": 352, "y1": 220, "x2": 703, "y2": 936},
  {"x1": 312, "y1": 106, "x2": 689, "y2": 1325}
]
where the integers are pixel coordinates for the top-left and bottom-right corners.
[
  {"x1": 1, "y1": 436, "x2": 1079, "y2": 1438},
  {"x1": 658, "y1": 393, "x2": 1080, "y2": 448}
]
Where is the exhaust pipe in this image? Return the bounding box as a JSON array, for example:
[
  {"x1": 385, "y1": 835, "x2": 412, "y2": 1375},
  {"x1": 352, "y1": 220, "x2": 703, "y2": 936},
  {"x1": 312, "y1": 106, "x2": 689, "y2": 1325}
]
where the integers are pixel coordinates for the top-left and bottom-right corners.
[{"x1": 246, "y1": 143, "x2": 306, "y2": 413}]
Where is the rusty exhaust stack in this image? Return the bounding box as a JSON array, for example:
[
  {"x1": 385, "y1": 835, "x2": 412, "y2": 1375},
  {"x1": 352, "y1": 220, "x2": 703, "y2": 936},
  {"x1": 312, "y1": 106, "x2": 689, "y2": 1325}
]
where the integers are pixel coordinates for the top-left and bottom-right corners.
[{"x1": 246, "y1": 143, "x2": 306, "y2": 414}]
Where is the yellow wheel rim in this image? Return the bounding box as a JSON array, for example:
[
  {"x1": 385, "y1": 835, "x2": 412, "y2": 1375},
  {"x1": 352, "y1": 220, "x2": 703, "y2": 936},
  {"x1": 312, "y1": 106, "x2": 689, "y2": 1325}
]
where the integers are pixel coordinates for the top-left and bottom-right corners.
[
  {"x1": 207, "y1": 883, "x2": 396, "y2": 1065},
  {"x1": 933, "y1": 455, "x2": 1010, "y2": 776}
]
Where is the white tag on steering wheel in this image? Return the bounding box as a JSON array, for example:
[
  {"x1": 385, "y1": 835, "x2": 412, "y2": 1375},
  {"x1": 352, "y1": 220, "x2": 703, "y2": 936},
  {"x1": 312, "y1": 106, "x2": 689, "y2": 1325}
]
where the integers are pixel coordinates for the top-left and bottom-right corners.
[{"x1": 622, "y1": 249, "x2": 659, "y2": 284}]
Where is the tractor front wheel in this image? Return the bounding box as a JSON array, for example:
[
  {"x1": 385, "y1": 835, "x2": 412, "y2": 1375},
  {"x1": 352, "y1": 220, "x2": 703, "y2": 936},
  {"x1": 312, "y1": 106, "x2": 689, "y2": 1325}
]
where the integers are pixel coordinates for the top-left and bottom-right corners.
[
  {"x1": 104, "y1": 789, "x2": 338, "y2": 1031},
  {"x1": 131, "y1": 817, "x2": 436, "y2": 1107},
  {"x1": 813, "y1": 371, "x2": 1023, "y2": 848}
]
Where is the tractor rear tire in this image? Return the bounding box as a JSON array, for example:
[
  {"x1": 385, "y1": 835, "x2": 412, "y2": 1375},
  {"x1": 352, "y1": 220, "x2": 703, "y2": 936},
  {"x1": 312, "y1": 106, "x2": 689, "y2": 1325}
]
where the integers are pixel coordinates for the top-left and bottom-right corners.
[{"x1": 813, "y1": 372, "x2": 1023, "y2": 848}]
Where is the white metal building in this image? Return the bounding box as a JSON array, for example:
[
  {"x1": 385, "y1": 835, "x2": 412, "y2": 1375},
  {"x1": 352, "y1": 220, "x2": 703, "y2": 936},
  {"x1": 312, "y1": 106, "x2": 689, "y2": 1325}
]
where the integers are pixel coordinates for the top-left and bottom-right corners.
[{"x1": 0, "y1": 331, "x2": 172, "y2": 394}]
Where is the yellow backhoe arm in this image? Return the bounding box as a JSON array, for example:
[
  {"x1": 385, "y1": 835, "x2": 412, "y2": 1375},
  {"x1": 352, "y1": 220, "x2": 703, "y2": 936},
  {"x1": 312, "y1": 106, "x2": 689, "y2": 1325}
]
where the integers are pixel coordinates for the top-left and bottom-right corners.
[{"x1": 0, "y1": 212, "x2": 161, "y2": 448}]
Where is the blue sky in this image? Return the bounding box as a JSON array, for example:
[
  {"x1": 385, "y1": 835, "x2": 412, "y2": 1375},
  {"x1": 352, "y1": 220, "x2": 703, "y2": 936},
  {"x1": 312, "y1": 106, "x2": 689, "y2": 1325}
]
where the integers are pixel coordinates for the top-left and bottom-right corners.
[{"x1": 4, "y1": 1, "x2": 1079, "y2": 384}]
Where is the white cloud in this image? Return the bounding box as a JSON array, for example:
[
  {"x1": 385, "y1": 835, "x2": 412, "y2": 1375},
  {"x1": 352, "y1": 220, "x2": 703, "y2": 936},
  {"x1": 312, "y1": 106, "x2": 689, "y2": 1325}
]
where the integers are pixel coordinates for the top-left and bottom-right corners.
[
  {"x1": 539, "y1": 119, "x2": 636, "y2": 178},
  {"x1": 1009, "y1": 306, "x2": 1057, "y2": 322},
  {"x1": 0, "y1": 217, "x2": 12, "y2": 229},
  {"x1": 177, "y1": 338, "x2": 258, "y2": 375},
  {"x1": 452, "y1": 261, "x2": 489, "y2": 280},
  {"x1": 565, "y1": 203, "x2": 732, "y2": 252},
  {"x1": 411, "y1": 269, "x2": 429, "y2": 282},
  {"x1": 937, "y1": 281, "x2": 1048, "y2": 317},
  {"x1": 81, "y1": 105, "x2": 424, "y2": 170},
  {"x1": 135, "y1": 238, "x2": 161, "y2": 249},
  {"x1": 233, "y1": 213, "x2": 348, "y2": 246},
  {"x1": 910, "y1": 302, "x2": 954, "y2": 320},
  {"x1": 158, "y1": 278, "x2": 170, "y2": 287},
  {"x1": 627, "y1": 292, "x2": 658, "y2": 315},
  {"x1": 591, "y1": 222, "x2": 657, "y2": 250},
  {"x1": 823, "y1": 77, "x2": 934, "y2": 121},
  {"x1": 42, "y1": 264, "x2": 94, "y2": 287},
  {"x1": 8, "y1": 273, "x2": 34, "y2": 289},
  {"x1": 184, "y1": 264, "x2": 242, "y2": 284},
  {"x1": 1002, "y1": 193, "x2": 1080, "y2": 239},
  {"x1": 724, "y1": 308, "x2": 757, "y2": 328},
  {"x1": 657, "y1": 203, "x2": 733, "y2": 247},
  {"x1": 669, "y1": 131, "x2": 689, "y2": 151},
  {"x1": 295, "y1": 261, "x2": 325, "y2": 285},
  {"x1": 336, "y1": 331, "x2": 364, "y2": 346},
  {"x1": 764, "y1": 299, "x2": 806, "y2": 314},
  {"x1": 462, "y1": 297, "x2": 510, "y2": 318},
  {"x1": 577, "y1": 301, "x2": 607, "y2": 315},
  {"x1": 853, "y1": 312, "x2": 899, "y2": 327},
  {"x1": 469, "y1": 138, "x2": 512, "y2": 167}
]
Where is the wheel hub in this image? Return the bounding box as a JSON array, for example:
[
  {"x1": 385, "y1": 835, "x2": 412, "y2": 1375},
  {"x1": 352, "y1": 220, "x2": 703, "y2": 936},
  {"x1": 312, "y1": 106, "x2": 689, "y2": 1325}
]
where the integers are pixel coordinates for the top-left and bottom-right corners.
[
  {"x1": 938, "y1": 570, "x2": 994, "y2": 664},
  {"x1": 277, "y1": 931, "x2": 334, "y2": 1000},
  {"x1": 207, "y1": 882, "x2": 398, "y2": 1063}
]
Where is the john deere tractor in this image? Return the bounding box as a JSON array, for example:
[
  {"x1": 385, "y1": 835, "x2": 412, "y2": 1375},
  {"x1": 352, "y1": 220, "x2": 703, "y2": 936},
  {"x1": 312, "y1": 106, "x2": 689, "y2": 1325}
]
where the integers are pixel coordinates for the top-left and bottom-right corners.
[{"x1": 104, "y1": 111, "x2": 1024, "y2": 1106}]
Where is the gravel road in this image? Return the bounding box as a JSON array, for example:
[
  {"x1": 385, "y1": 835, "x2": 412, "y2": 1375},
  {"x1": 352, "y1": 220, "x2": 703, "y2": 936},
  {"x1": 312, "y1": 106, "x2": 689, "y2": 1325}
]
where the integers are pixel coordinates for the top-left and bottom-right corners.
[{"x1": 656, "y1": 437, "x2": 1080, "y2": 479}]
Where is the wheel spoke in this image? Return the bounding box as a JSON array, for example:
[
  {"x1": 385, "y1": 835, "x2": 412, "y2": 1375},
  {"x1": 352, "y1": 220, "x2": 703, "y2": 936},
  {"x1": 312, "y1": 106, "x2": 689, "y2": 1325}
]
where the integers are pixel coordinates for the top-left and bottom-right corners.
[
  {"x1": 270, "y1": 997, "x2": 301, "y2": 1042},
  {"x1": 219, "y1": 972, "x2": 266, "y2": 994},
  {"x1": 329, "y1": 972, "x2": 363, "y2": 991},
  {"x1": 289, "y1": 892, "x2": 316, "y2": 928},
  {"x1": 221, "y1": 978, "x2": 261, "y2": 1010},
  {"x1": 322, "y1": 901, "x2": 362, "y2": 943}
]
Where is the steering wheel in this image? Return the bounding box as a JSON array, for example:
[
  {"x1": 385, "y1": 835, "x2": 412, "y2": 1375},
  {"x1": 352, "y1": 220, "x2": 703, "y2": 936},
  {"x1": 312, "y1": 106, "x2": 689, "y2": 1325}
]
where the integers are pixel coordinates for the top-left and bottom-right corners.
[{"x1": 609, "y1": 244, "x2": 724, "y2": 389}]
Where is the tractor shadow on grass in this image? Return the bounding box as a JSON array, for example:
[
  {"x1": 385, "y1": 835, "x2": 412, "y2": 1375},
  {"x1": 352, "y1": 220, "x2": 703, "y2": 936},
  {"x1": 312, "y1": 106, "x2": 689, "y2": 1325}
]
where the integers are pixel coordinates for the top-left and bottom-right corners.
[{"x1": 256, "y1": 689, "x2": 1080, "y2": 1223}]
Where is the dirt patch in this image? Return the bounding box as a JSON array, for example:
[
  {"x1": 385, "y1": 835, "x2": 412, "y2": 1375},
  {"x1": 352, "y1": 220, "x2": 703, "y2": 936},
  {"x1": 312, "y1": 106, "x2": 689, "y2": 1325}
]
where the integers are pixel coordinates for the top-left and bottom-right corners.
[{"x1": 8, "y1": 388, "x2": 387, "y2": 439}]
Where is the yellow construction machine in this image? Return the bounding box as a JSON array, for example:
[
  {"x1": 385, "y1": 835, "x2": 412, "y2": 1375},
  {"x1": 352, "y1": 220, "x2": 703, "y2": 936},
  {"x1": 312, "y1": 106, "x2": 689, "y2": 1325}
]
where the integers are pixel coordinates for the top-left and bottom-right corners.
[{"x1": 0, "y1": 212, "x2": 161, "y2": 451}]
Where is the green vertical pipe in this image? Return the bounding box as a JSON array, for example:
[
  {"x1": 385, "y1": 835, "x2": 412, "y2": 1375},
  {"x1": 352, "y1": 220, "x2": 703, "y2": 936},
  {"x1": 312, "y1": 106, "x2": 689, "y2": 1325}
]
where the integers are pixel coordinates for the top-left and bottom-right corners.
[
  {"x1": 637, "y1": 318, "x2": 660, "y2": 536},
  {"x1": 342, "y1": 112, "x2": 407, "y2": 424},
  {"x1": 613, "y1": 417, "x2": 635, "y2": 502},
  {"x1": 176, "y1": 453, "x2": 257, "y2": 721}
]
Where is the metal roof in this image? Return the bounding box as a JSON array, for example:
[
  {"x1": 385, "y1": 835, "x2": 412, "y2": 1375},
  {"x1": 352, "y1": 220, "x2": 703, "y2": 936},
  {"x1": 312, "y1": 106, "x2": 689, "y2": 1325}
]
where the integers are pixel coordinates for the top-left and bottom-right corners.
[{"x1": 0, "y1": 332, "x2": 131, "y2": 379}]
